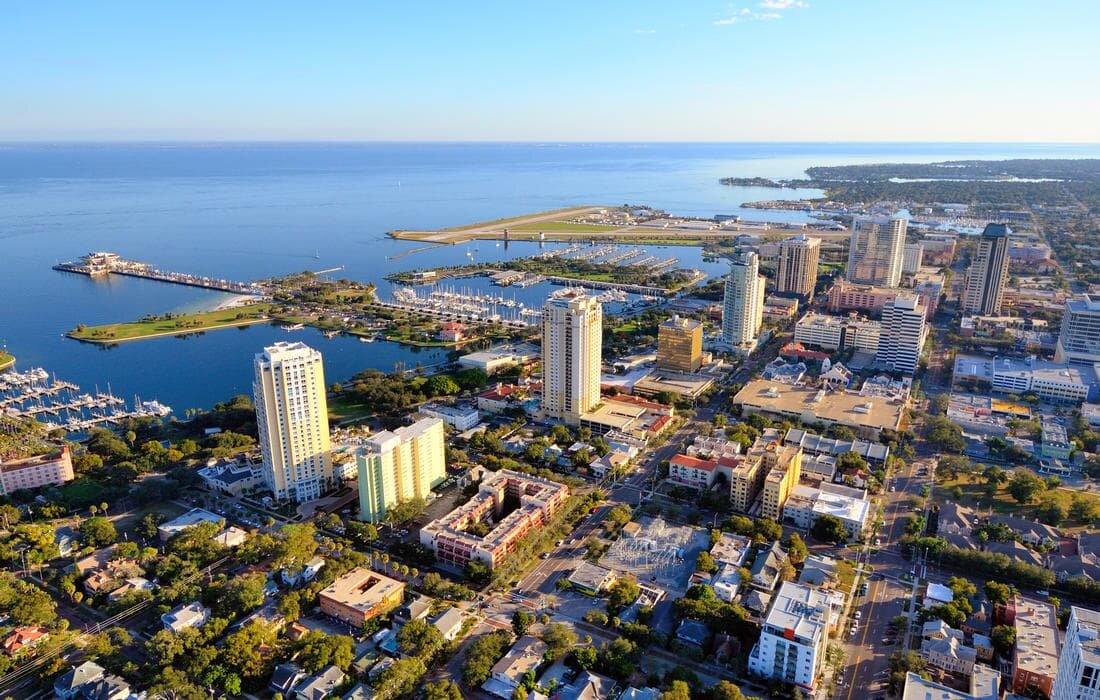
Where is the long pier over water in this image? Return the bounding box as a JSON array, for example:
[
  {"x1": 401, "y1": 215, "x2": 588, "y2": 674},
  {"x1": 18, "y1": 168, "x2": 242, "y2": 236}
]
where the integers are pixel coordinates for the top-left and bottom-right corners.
[{"x1": 53, "y1": 251, "x2": 263, "y2": 295}]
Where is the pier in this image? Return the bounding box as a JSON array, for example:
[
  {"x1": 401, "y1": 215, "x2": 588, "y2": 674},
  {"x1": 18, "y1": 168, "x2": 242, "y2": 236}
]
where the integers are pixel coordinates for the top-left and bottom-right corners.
[{"x1": 54, "y1": 251, "x2": 264, "y2": 295}]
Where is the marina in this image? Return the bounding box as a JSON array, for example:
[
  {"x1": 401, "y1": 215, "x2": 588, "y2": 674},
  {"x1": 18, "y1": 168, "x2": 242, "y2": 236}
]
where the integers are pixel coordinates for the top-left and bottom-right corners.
[
  {"x1": 54, "y1": 251, "x2": 265, "y2": 296},
  {"x1": 1, "y1": 366, "x2": 172, "y2": 434}
]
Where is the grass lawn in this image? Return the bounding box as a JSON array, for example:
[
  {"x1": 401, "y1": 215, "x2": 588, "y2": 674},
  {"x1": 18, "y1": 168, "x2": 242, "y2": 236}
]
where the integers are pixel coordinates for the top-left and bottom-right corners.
[
  {"x1": 71, "y1": 304, "x2": 273, "y2": 342},
  {"x1": 934, "y1": 475, "x2": 1100, "y2": 530},
  {"x1": 328, "y1": 393, "x2": 374, "y2": 423},
  {"x1": 0, "y1": 352, "x2": 14, "y2": 369},
  {"x1": 508, "y1": 221, "x2": 620, "y2": 233}
]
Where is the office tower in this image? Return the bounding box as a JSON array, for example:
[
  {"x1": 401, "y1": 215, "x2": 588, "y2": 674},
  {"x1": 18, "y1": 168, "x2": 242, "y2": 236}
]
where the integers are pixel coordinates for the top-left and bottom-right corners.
[
  {"x1": 847, "y1": 216, "x2": 907, "y2": 287},
  {"x1": 1052, "y1": 606, "x2": 1100, "y2": 700},
  {"x1": 962, "y1": 224, "x2": 1011, "y2": 315},
  {"x1": 541, "y1": 291, "x2": 602, "y2": 424},
  {"x1": 902, "y1": 243, "x2": 924, "y2": 275},
  {"x1": 723, "y1": 251, "x2": 765, "y2": 347},
  {"x1": 356, "y1": 417, "x2": 447, "y2": 523},
  {"x1": 876, "y1": 297, "x2": 928, "y2": 376},
  {"x1": 1056, "y1": 295, "x2": 1100, "y2": 364},
  {"x1": 657, "y1": 315, "x2": 703, "y2": 372},
  {"x1": 776, "y1": 235, "x2": 821, "y2": 300},
  {"x1": 254, "y1": 342, "x2": 333, "y2": 503}
]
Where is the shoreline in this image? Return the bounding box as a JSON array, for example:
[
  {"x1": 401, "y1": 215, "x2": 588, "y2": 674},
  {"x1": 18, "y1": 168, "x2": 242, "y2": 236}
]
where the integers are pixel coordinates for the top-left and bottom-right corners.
[{"x1": 0, "y1": 353, "x2": 14, "y2": 371}]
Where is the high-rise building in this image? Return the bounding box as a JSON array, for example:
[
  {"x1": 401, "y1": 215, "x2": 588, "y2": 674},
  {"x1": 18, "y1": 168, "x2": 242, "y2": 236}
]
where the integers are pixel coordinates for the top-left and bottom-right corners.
[
  {"x1": 962, "y1": 224, "x2": 1011, "y2": 315},
  {"x1": 356, "y1": 417, "x2": 447, "y2": 523},
  {"x1": 1052, "y1": 606, "x2": 1100, "y2": 700},
  {"x1": 657, "y1": 316, "x2": 703, "y2": 372},
  {"x1": 847, "y1": 216, "x2": 907, "y2": 287},
  {"x1": 902, "y1": 243, "x2": 924, "y2": 275},
  {"x1": 541, "y1": 291, "x2": 602, "y2": 424},
  {"x1": 1056, "y1": 295, "x2": 1100, "y2": 365},
  {"x1": 776, "y1": 235, "x2": 821, "y2": 300},
  {"x1": 748, "y1": 581, "x2": 836, "y2": 690},
  {"x1": 723, "y1": 251, "x2": 765, "y2": 347},
  {"x1": 876, "y1": 297, "x2": 928, "y2": 376},
  {"x1": 253, "y1": 342, "x2": 333, "y2": 503},
  {"x1": 760, "y1": 443, "x2": 803, "y2": 521}
]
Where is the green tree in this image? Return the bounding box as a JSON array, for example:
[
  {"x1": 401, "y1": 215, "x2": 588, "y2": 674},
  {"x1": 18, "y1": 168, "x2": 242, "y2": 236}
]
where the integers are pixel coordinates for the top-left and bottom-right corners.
[
  {"x1": 223, "y1": 621, "x2": 279, "y2": 680},
  {"x1": 596, "y1": 637, "x2": 639, "y2": 680},
  {"x1": 512, "y1": 609, "x2": 534, "y2": 637},
  {"x1": 214, "y1": 571, "x2": 267, "y2": 618},
  {"x1": 983, "y1": 581, "x2": 1012, "y2": 606},
  {"x1": 274, "y1": 523, "x2": 319, "y2": 574},
  {"x1": 1008, "y1": 470, "x2": 1046, "y2": 505},
  {"x1": 277, "y1": 591, "x2": 301, "y2": 622},
  {"x1": 1036, "y1": 495, "x2": 1067, "y2": 526},
  {"x1": 786, "y1": 533, "x2": 808, "y2": 564},
  {"x1": 541, "y1": 622, "x2": 578, "y2": 660},
  {"x1": 295, "y1": 630, "x2": 355, "y2": 673},
  {"x1": 926, "y1": 416, "x2": 966, "y2": 453},
  {"x1": 374, "y1": 657, "x2": 427, "y2": 700},
  {"x1": 462, "y1": 630, "x2": 513, "y2": 685},
  {"x1": 695, "y1": 551, "x2": 718, "y2": 574},
  {"x1": 426, "y1": 375, "x2": 461, "y2": 396},
  {"x1": 80, "y1": 516, "x2": 118, "y2": 548},
  {"x1": 607, "y1": 574, "x2": 641, "y2": 612},
  {"x1": 811, "y1": 514, "x2": 849, "y2": 544},
  {"x1": 424, "y1": 680, "x2": 464, "y2": 700},
  {"x1": 660, "y1": 681, "x2": 692, "y2": 700},
  {"x1": 397, "y1": 618, "x2": 445, "y2": 659},
  {"x1": 991, "y1": 625, "x2": 1016, "y2": 658},
  {"x1": 1069, "y1": 494, "x2": 1099, "y2": 523},
  {"x1": 710, "y1": 681, "x2": 746, "y2": 700},
  {"x1": 752, "y1": 518, "x2": 782, "y2": 543},
  {"x1": 570, "y1": 645, "x2": 598, "y2": 670}
]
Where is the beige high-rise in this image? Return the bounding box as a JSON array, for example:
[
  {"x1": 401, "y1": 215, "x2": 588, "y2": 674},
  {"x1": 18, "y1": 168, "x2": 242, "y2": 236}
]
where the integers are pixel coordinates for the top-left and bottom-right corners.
[
  {"x1": 776, "y1": 235, "x2": 821, "y2": 300},
  {"x1": 541, "y1": 291, "x2": 602, "y2": 424},
  {"x1": 657, "y1": 316, "x2": 703, "y2": 372},
  {"x1": 847, "y1": 216, "x2": 906, "y2": 287},
  {"x1": 254, "y1": 342, "x2": 333, "y2": 503},
  {"x1": 723, "y1": 251, "x2": 766, "y2": 347}
]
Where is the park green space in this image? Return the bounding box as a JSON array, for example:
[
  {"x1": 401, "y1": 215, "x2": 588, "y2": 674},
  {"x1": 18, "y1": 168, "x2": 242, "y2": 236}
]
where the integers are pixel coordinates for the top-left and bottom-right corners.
[
  {"x1": 0, "y1": 352, "x2": 14, "y2": 370},
  {"x1": 69, "y1": 304, "x2": 273, "y2": 342},
  {"x1": 934, "y1": 475, "x2": 1100, "y2": 530}
]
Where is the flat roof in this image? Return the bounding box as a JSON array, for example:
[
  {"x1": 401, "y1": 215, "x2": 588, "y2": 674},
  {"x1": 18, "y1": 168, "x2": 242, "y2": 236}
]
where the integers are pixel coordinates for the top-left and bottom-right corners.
[
  {"x1": 733, "y1": 379, "x2": 905, "y2": 433},
  {"x1": 1069, "y1": 606, "x2": 1100, "y2": 667},
  {"x1": 1014, "y1": 597, "x2": 1059, "y2": 678},
  {"x1": 762, "y1": 581, "x2": 831, "y2": 646},
  {"x1": 319, "y1": 567, "x2": 403, "y2": 611}
]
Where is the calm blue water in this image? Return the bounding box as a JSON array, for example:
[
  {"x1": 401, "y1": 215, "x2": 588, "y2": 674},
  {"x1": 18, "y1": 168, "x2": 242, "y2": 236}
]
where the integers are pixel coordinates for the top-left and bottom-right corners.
[{"x1": 2, "y1": 142, "x2": 1098, "y2": 412}]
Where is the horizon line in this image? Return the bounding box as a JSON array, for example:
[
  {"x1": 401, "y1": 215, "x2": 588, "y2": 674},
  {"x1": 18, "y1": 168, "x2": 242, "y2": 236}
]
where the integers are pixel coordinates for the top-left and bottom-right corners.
[{"x1": 2, "y1": 139, "x2": 1100, "y2": 146}]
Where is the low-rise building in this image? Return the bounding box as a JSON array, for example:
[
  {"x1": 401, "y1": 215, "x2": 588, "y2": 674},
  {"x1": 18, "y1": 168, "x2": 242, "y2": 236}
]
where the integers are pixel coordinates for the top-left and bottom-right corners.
[
  {"x1": 431, "y1": 608, "x2": 466, "y2": 641},
  {"x1": 782, "y1": 482, "x2": 869, "y2": 538},
  {"x1": 710, "y1": 533, "x2": 752, "y2": 567},
  {"x1": 197, "y1": 455, "x2": 264, "y2": 496},
  {"x1": 732, "y1": 380, "x2": 907, "y2": 439},
  {"x1": 900, "y1": 668, "x2": 1001, "y2": 700},
  {"x1": 419, "y1": 469, "x2": 569, "y2": 569},
  {"x1": 162, "y1": 601, "x2": 211, "y2": 633},
  {"x1": 293, "y1": 665, "x2": 347, "y2": 700},
  {"x1": 483, "y1": 636, "x2": 548, "y2": 700},
  {"x1": 794, "y1": 313, "x2": 881, "y2": 353},
  {"x1": 0, "y1": 446, "x2": 74, "y2": 496},
  {"x1": 953, "y1": 354, "x2": 1098, "y2": 404},
  {"x1": 157, "y1": 508, "x2": 225, "y2": 542},
  {"x1": 1041, "y1": 419, "x2": 1072, "y2": 460},
  {"x1": 54, "y1": 660, "x2": 106, "y2": 699},
  {"x1": 477, "y1": 383, "x2": 526, "y2": 413},
  {"x1": 2, "y1": 626, "x2": 48, "y2": 656},
  {"x1": 568, "y1": 562, "x2": 617, "y2": 596},
  {"x1": 1012, "y1": 597, "x2": 1060, "y2": 698},
  {"x1": 920, "y1": 626, "x2": 977, "y2": 676},
  {"x1": 318, "y1": 568, "x2": 404, "y2": 627},
  {"x1": 458, "y1": 344, "x2": 539, "y2": 374},
  {"x1": 783, "y1": 428, "x2": 889, "y2": 464},
  {"x1": 420, "y1": 403, "x2": 480, "y2": 431}
]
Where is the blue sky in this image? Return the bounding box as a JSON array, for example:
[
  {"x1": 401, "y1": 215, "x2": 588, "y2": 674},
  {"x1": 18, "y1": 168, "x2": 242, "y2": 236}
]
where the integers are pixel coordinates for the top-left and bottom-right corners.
[{"x1": 2, "y1": 1, "x2": 1098, "y2": 141}]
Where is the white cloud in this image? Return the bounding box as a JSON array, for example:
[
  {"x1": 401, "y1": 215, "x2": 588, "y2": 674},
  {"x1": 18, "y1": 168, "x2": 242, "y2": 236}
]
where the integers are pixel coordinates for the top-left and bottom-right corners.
[
  {"x1": 759, "y1": 0, "x2": 808, "y2": 9},
  {"x1": 715, "y1": 6, "x2": 788, "y2": 25},
  {"x1": 633, "y1": 28, "x2": 657, "y2": 35}
]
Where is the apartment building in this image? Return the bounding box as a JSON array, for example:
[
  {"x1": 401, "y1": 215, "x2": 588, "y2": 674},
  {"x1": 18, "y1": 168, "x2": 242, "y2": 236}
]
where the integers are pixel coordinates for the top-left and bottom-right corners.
[{"x1": 356, "y1": 417, "x2": 447, "y2": 523}]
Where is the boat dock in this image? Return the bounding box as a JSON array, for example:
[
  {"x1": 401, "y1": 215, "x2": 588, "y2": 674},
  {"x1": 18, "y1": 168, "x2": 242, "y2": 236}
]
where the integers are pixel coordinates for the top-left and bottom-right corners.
[
  {"x1": 1, "y1": 366, "x2": 172, "y2": 433},
  {"x1": 53, "y1": 251, "x2": 264, "y2": 295}
]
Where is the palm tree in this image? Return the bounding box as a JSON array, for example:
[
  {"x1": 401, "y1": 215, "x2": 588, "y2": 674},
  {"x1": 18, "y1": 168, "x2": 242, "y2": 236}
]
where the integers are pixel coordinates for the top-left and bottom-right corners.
[{"x1": 89, "y1": 505, "x2": 98, "y2": 517}]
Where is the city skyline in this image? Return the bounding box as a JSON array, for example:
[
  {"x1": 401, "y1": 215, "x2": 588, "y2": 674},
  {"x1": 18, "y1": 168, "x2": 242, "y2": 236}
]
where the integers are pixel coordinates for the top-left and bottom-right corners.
[{"x1": 2, "y1": 1, "x2": 1098, "y2": 141}]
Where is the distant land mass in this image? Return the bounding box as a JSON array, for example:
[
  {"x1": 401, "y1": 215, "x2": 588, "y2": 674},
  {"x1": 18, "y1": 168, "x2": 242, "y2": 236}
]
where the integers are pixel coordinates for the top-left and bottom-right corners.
[{"x1": 722, "y1": 158, "x2": 1100, "y2": 209}]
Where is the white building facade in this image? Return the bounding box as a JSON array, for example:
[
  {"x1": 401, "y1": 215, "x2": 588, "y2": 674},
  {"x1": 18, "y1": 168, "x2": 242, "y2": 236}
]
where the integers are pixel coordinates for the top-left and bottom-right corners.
[
  {"x1": 723, "y1": 251, "x2": 766, "y2": 347},
  {"x1": 876, "y1": 297, "x2": 928, "y2": 376}
]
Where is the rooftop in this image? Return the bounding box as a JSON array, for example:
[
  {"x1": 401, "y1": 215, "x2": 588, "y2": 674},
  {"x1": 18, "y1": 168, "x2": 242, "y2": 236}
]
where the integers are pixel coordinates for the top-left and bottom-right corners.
[
  {"x1": 319, "y1": 568, "x2": 404, "y2": 612},
  {"x1": 762, "y1": 581, "x2": 831, "y2": 645},
  {"x1": 1013, "y1": 597, "x2": 1060, "y2": 679},
  {"x1": 1069, "y1": 606, "x2": 1100, "y2": 667},
  {"x1": 733, "y1": 380, "x2": 905, "y2": 434}
]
